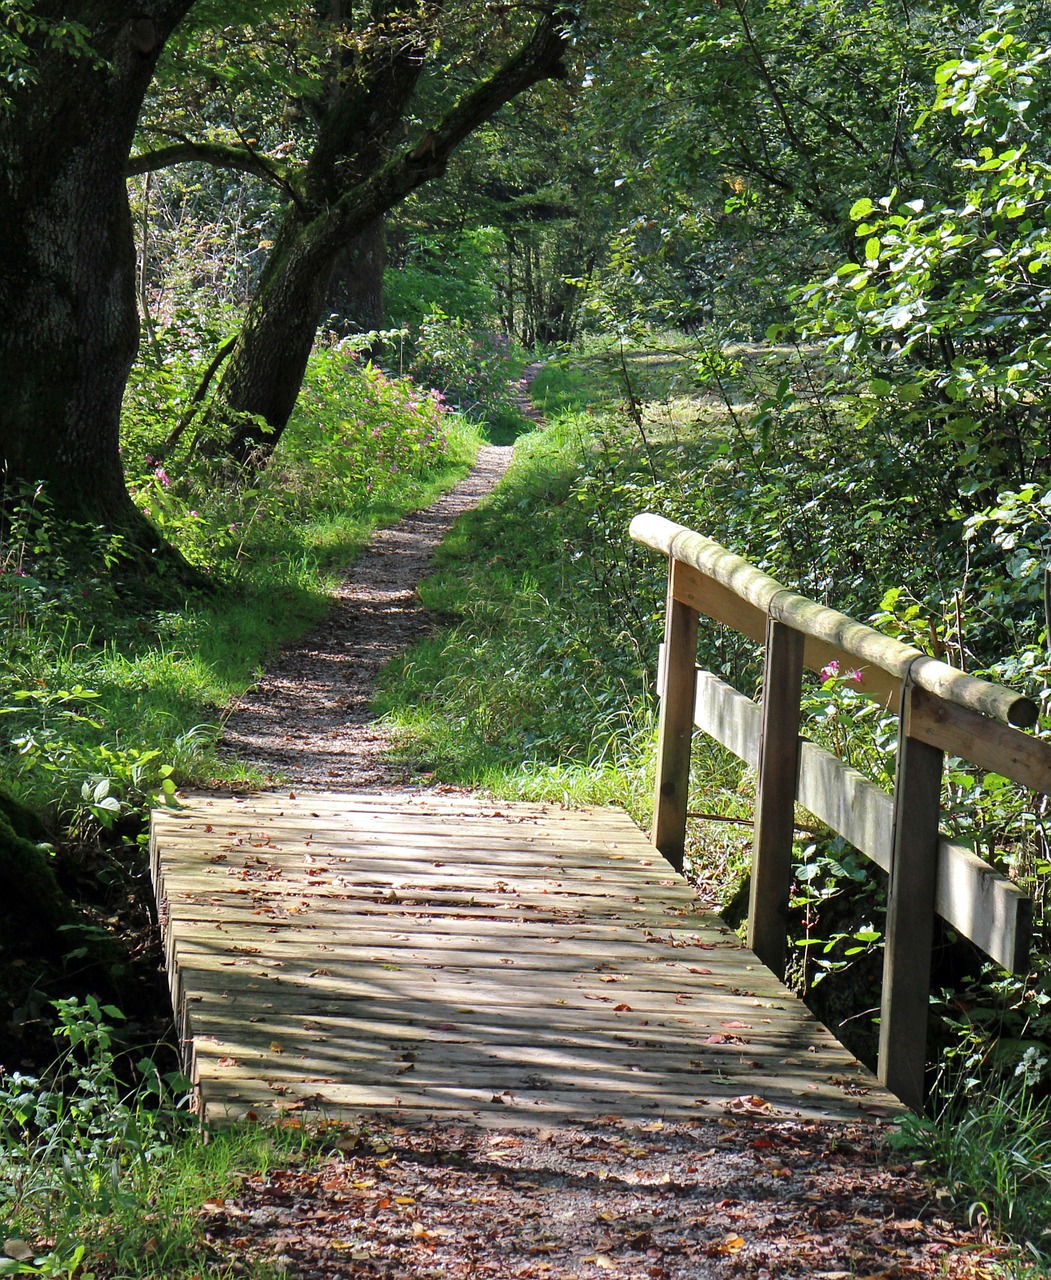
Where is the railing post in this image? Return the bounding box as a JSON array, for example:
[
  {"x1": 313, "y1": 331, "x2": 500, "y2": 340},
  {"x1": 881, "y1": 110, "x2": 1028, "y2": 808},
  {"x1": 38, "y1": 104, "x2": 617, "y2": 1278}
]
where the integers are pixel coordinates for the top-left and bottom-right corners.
[
  {"x1": 652, "y1": 559, "x2": 699, "y2": 871},
  {"x1": 878, "y1": 675, "x2": 944, "y2": 1110},
  {"x1": 748, "y1": 617, "x2": 805, "y2": 980}
]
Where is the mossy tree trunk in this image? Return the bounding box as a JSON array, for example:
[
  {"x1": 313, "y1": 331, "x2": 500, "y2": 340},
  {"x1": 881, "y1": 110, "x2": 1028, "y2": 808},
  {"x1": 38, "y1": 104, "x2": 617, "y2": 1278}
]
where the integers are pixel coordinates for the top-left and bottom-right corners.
[{"x1": 0, "y1": 5, "x2": 193, "y2": 544}]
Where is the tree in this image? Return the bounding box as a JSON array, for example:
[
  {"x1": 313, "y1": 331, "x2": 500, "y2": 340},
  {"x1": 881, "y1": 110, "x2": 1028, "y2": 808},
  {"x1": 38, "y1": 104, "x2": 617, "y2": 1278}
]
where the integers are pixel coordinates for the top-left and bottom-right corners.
[
  {"x1": 131, "y1": 2, "x2": 575, "y2": 464},
  {"x1": 581, "y1": 0, "x2": 984, "y2": 333},
  {"x1": 0, "y1": 3, "x2": 195, "y2": 538}
]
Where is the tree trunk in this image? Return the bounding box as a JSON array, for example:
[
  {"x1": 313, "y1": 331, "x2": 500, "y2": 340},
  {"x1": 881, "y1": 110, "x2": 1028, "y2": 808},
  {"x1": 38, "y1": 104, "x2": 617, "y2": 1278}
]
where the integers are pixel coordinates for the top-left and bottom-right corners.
[
  {"x1": 0, "y1": 6, "x2": 193, "y2": 541},
  {"x1": 203, "y1": 217, "x2": 339, "y2": 464},
  {"x1": 327, "y1": 216, "x2": 387, "y2": 336},
  {"x1": 209, "y1": 7, "x2": 571, "y2": 466}
]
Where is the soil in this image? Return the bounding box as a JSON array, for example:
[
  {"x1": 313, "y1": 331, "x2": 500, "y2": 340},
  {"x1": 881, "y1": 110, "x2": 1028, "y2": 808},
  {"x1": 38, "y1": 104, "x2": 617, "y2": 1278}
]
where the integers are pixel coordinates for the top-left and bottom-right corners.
[{"x1": 203, "y1": 386, "x2": 1001, "y2": 1279}]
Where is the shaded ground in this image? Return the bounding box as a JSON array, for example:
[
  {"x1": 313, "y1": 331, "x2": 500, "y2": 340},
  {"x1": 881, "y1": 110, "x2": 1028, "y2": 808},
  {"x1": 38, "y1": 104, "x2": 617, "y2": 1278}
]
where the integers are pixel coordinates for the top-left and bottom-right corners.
[{"x1": 201, "y1": 1118, "x2": 995, "y2": 1279}]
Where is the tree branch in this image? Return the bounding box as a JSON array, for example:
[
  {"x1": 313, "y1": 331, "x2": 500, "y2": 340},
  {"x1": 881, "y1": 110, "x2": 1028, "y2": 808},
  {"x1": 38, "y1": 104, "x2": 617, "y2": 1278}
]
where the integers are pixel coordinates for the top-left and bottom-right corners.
[
  {"x1": 317, "y1": 5, "x2": 574, "y2": 243},
  {"x1": 127, "y1": 140, "x2": 295, "y2": 188}
]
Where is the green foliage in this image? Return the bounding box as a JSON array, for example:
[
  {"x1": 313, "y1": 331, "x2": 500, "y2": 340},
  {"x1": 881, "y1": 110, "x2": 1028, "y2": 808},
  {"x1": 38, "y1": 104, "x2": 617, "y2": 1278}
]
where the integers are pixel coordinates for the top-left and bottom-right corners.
[
  {"x1": 385, "y1": 229, "x2": 504, "y2": 334},
  {"x1": 0, "y1": 997, "x2": 308, "y2": 1278},
  {"x1": 396, "y1": 308, "x2": 528, "y2": 438},
  {"x1": 800, "y1": 24, "x2": 1051, "y2": 506},
  {"x1": 892, "y1": 1053, "x2": 1051, "y2": 1261},
  {"x1": 0, "y1": 997, "x2": 186, "y2": 1275}
]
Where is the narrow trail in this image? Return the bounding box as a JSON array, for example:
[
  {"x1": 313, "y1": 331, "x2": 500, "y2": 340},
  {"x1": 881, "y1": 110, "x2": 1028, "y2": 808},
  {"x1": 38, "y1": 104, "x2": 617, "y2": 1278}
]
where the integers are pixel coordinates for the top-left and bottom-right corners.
[
  {"x1": 201, "y1": 381, "x2": 989, "y2": 1280},
  {"x1": 220, "y1": 444, "x2": 512, "y2": 788}
]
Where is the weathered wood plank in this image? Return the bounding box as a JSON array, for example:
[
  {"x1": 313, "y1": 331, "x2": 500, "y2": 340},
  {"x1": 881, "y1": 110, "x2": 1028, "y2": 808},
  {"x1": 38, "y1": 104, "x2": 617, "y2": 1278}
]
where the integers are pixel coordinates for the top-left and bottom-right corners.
[
  {"x1": 632, "y1": 512, "x2": 1038, "y2": 727},
  {"x1": 152, "y1": 793, "x2": 900, "y2": 1124},
  {"x1": 197, "y1": 1075, "x2": 889, "y2": 1127},
  {"x1": 878, "y1": 686, "x2": 943, "y2": 1112},
  {"x1": 651, "y1": 560, "x2": 700, "y2": 868},
  {"x1": 906, "y1": 684, "x2": 1051, "y2": 796},
  {"x1": 748, "y1": 619, "x2": 805, "y2": 978}
]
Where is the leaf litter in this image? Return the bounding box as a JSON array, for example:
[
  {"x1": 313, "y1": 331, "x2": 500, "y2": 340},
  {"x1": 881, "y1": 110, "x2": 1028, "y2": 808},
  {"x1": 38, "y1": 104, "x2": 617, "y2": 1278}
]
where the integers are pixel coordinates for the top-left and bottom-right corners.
[{"x1": 199, "y1": 1117, "x2": 998, "y2": 1279}]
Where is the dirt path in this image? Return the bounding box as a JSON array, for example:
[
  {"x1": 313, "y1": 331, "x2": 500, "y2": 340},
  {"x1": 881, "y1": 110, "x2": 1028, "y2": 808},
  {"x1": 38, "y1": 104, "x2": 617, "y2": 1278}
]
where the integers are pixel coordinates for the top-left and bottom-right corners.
[
  {"x1": 220, "y1": 444, "x2": 512, "y2": 789},
  {"x1": 206, "y1": 400, "x2": 995, "y2": 1280}
]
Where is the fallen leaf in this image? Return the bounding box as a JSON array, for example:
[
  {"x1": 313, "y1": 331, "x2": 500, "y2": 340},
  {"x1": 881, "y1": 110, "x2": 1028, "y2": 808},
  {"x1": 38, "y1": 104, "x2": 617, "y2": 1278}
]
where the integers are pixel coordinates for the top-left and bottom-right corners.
[
  {"x1": 717, "y1": 1234, "x2": 745, "y2": 1254},
  {"x1": 4, "y1": 1241, "x2": 34, "y2": 1262},
  {"x1": 613, "y1": 1003, "x2": 632, "y2": 1012},
  {"x1": 270, "y1": 1041, "x2": 284, "y2": 1053}
]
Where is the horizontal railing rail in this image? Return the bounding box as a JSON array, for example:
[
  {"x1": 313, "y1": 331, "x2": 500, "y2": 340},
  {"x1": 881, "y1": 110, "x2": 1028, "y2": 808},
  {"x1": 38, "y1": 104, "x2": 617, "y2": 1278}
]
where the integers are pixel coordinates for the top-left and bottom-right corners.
[{"x1": 630, "y1": 512, "x2": 1050, "y2": 1110}]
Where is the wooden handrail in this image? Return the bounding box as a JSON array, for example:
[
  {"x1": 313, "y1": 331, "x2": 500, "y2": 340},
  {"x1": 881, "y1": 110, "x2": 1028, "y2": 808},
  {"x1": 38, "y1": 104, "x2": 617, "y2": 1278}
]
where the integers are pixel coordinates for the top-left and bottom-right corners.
[
  {"x1": 630, "y1": 512, "x2": 1039, "y2": 728},
  {"x1": 631, "y1": 511, "x2": 1050, "y2": 1111}
]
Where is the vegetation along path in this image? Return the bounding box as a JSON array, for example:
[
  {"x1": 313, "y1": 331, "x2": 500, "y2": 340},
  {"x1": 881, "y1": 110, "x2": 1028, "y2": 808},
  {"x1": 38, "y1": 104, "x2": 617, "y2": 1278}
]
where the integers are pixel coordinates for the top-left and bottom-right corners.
[{"x1": 154, "y1": 442, "x2": 997, "y2": 1278}]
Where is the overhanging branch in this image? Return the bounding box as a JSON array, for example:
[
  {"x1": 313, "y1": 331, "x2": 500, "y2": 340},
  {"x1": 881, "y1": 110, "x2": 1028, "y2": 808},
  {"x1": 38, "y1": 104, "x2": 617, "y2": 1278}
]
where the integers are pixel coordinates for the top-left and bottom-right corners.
[{"x1": 127, "y1": 140, "x2": 295, "y2": 189}]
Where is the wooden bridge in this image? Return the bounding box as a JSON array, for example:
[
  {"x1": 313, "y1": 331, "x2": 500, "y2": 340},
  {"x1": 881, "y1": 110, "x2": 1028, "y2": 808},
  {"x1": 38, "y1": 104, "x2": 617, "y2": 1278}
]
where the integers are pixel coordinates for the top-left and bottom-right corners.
[
  {"x1": 151, "y1": 790, "x2": 899, "y2": 1126},
  {"x1": 151, "y1": 513, "x2": 1050, "y2": 1126}
]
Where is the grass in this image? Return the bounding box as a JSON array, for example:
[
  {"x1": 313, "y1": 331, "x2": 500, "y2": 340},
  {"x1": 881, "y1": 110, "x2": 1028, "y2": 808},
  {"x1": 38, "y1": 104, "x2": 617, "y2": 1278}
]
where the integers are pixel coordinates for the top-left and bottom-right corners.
[{"x1": 893, "y1": 1068, "x2": 1051, "y2": 1272}]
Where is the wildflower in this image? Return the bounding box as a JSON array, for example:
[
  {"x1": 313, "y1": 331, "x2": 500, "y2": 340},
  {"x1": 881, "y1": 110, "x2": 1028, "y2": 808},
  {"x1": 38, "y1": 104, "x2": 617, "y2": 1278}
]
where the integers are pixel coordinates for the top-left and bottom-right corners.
[
  {"x1": 154, "y1": 465, "x2": 171, "y2": 488},
  {"x1": 820, "y1": 660, "x2": 840, "y2": 681},
  {"x1": 847, "y1": 668, "x2": 863, "y2": 684},
  {"x1": 189, "y1": 510, "x2": 199, "y2": 518}
]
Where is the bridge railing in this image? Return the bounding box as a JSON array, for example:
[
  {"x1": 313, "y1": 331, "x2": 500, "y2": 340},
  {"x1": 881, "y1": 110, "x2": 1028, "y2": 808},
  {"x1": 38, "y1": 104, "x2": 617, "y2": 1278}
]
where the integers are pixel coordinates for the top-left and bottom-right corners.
[{"x1": 630, "y1": 512, "x2": 1050, "y2": 1110}]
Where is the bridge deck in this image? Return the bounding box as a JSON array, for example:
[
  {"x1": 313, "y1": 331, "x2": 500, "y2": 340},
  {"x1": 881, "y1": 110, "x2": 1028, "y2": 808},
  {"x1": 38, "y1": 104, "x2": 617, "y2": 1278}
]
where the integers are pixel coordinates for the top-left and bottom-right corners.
[{"x1": 150, "y1": 792, "x2": 900, "y2": 1126}]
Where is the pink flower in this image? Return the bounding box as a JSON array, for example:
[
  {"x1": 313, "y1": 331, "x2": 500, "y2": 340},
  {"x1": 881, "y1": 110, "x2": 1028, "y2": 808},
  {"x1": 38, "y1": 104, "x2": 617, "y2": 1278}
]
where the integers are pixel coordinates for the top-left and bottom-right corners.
[
  {"x1": 847, "y1": 668, "x2": 863, "y2": 684},
  {"x1": 154, "y1": 465, "x2": 171, "y2": 488},
  {"x1": 820, "y1": 660, "x2": 840, "y2": 681}
]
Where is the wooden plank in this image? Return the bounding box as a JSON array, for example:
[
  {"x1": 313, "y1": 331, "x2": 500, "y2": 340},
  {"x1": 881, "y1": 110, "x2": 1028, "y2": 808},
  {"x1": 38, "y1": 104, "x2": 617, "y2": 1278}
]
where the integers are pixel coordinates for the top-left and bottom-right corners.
[
  {"x1": 196, "y1": 1075, "x2": 891, "y2": 1127},
  {"x1": 651, "y1": 559, "x2": 700, "y2": 869},
  {"x1": 631, "y1": 512, "x2": 1038, "y2": 727},
  {"x1": 153, "y1": 794, "x2": 901, "y2": 1123},
  {"x1": 182, "y1": 985, "x2": 800, "y2": 1028},
  {"x1": 906, "y1": 684, "x2": 1051, "y2": 795},
  {"x1": 747, "y1": 620, "x2": 804, "y2": 979},
  {"x1": 182, "y1": 988, "x2": 802, "y2": 1032},
  {"x1": 693, "y1": 668, "x2": 1031, "y2": 973},
  {"x1": 168, "y1": 926, "x2": 745, "y2": 965},
  {"x1": 878, "y1": 684, "x2": 943, "y2": 1111}
]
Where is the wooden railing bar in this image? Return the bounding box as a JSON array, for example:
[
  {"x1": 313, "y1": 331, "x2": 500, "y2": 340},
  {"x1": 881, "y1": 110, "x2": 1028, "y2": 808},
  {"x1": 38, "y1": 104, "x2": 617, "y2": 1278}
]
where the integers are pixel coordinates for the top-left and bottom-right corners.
[
  {"x1": 671, "y1": 560, "x2": 902, "y2": 710},
  {"x1": 906, "y1": 685, "x2": 1051, "y2": 794},
  {"x1": 650, "y1": 560, "x2": 699, "y2": 870},
  {"x1": 748, "y1": 618, "x2": 805, "y2": 979},
  {"x1": 693, "y1": 669, "x2": 1031, "y2": 972},
  {"x1": 879, "y1": 677, "x2": 944, "y2": 1112},
  {"x1": 631, "y1": 513, "x2": 1039, "y2": 729}
]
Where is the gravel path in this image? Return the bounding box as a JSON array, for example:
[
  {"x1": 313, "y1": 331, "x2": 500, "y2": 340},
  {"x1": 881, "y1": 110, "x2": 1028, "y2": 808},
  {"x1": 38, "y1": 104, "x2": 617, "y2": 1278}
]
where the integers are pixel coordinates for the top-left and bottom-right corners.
[{"x1": 219, "y1": 444, "x2": 512, "y2": 788}]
